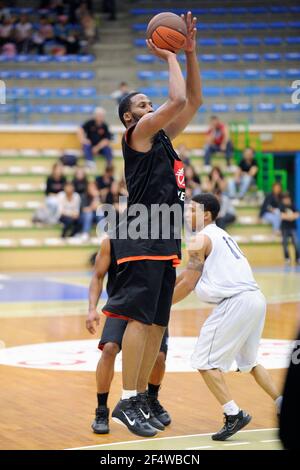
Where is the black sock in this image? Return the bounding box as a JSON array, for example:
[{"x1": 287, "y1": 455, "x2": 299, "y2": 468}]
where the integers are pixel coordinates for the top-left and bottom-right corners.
[
  {"x1": 97, "y1": 392, "x2": 109, "y2": 408},
  {"x1": 148, "y1": 383, "x2": 160, "y2": 397}
]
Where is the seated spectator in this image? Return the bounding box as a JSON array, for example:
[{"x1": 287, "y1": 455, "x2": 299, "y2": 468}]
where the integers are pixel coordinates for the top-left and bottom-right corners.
[
  {"x1": 78, "y1": 107, "x2": 114, "y2": 167},
  {"x1": 214, "y1": 189, "x2": 236, "y2": 230},
  {"x1": 0, "y1": 1, "x2": 11, "y2": 22},
  {"x1": 260, "y1": 182, "x2": 282, "y2": 234},
  {"x1": 72, "y1": 166, "x2": 88, "y2": 197},
  {"x1": 228, "y1": 147, "x2": 258, "y2": 199},
  {"x1": 79, "y1": 181, "x2": 101, "y2": 239},
  {"x1": 0, "y1": 16, "x2": 14, "y2": 49},
  {"x1": 177, "y1": 143, "x2": 191, "y2": 166},
  {"x1": 204, "y1": 115, "x2": 234, "y2": 169},
  {"x1": 279, "y1": 192, "x2": 300, "y2": 265},
  {"x1": 57, "y1": 182, "x2": 81, "y2": 237},
  {"x1": 202, "y1": 166, "x2": 227, "y2": 193},
  {"x1": 45, "y1": 162, "x2": 66, "y2": 216},
  {"x1": 95, "y1": 165, "x2": 115, "y2": 202},
  {"x1": 185, "y1": 164, "x2": 201, "y2": 196},
  {"x1": 32, "y1": 16, "x2": 55, "y2": 54},
  {"x1": 14, "y1": 14, "x2": 32, "y2": 53},
  {"x1": 111, "y1": 82, "x2": 131, "y2": 105},
  {"x1": 80, "y1": 4, "x2": 96, "y2": 45}
]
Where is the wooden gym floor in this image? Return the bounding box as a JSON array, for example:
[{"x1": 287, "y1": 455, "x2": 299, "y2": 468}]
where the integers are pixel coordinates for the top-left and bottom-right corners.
[{"x1": 0, "y1": 267, "x2": 299, "y2": 450}]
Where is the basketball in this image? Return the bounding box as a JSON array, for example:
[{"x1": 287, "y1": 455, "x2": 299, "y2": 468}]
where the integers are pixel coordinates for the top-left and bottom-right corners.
[{"x1": 146, "y1": 12, "x2": 187, "y2": 53}]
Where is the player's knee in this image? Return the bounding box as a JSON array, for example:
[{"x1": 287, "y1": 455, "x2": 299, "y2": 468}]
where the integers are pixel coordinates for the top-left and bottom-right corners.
[
  {"x1": 102, "y1": 342, "x2": 119, "y2": 360},
  {"x1": 155, "y1": 351, "x2": 166, "y2": 368}
]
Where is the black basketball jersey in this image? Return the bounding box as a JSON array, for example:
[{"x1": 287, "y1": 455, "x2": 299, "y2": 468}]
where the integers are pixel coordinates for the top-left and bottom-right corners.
[{"x1": 113, "y1": 126, "x2": 185, "y2": 264}]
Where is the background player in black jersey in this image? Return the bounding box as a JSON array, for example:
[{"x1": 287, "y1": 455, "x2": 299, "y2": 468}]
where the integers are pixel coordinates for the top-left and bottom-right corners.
[
  {"x1": 103, "y1": 12, "x2": 202, "y2": 437},
  {"x1": 86, "y1": 236, "x2": 171, "y2": 434}
]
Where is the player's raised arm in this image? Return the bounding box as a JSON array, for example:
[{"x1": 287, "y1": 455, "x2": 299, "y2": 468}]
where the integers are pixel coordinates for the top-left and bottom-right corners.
[
  {"x1": 164, "y1": 11, "x2": 203, "y2": 140},
  {"x1": 86, "y1": 237, "x2": 111, "y2": 334},
  {"x1": 131, "y1": 40, "x2": 186, "y2": 146}
]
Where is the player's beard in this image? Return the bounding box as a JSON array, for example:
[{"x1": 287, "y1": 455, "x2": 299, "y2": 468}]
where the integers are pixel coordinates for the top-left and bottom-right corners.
[{"x1": 131, "y1": 111, "x2": 142, "y2": 123}]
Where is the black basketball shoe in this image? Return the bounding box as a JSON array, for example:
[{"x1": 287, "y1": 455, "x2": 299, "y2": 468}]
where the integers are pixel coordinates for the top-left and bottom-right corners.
[
  {"x1": 137, "y1": 392, "x2": 165, "y2": 431},
  {"x1": 212, "y1": 410, "x2": 252, "y2": 441},
  {"x1": 112, "y1": 396, "x2": 157, "y2": 437},
  {"x1": 146, "y1": 392, "x2": 171, "y2": 426},
  {"x1": 92, "y1": 406, "x2": 109, "y2": 434}
]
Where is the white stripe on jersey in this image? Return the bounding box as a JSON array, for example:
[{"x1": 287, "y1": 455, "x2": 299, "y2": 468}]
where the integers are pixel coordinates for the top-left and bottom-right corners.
[{"x1": 195, "y1": 223, "x2": 259, "y2": 304}]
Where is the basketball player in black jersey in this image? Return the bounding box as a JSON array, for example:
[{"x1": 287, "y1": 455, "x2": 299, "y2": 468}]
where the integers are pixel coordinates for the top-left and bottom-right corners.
[
  {"x1": 87, "y1": 236, "x2": 171, "y2": 434},
  {"x1": 102, "y1": 12, "x2": 202, "y2": 437}
]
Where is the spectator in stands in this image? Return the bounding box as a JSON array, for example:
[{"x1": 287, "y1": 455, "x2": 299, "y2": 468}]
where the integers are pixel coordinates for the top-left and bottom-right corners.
[
  {"x1": 0, "y1": 16, "x2": 14, "y2": 49},
  {"x1": 72, "y1": 166, "x2": 88, "y2": 197},
  {"x1": 202, "y1": 166, "x2": 227, "y2": 193},
  {"x1": 228, "y1": 147, "x2": 258, "y2": 199},
  {"x1": 185, "y1": 164, "x2": 201, "y2": 197},
  {"x1": 177, "y1": 143, "x2": 191, "y2": 166},
  {"x1": 0, "y1": 1, "x2": 10, "y2": 22},
  {"x1": 204, "y1": 115, "x2": 233, "y2": 169},
  {"x1": 57, "y1": 181, "x2": 81, "y2": 237},
  {"x1": 111, "y1": 82, "x2": 131, "y2": 105},
  {"x1": 95, "y1": 165, "x2": 114, "y2": 202},
  {"x1": 79, "y1": 2, "x2": 96, "y2": 45},
  {"x1": 78, "y1": 107, "x2": 114, "y2": 167},
  {"x1": 14, "y1": 14, "x2": 32, "y2": 53},
  {"x1": 32, "y1": 16, "x2": 55, "y2": 54},
  {"x1": 45, "y1": 162, "x2": 66, "y2": 216},
  {"x1": 260, "y1": 182, "x2": 282, "y2": 235},
  {"x1": 279, "y1": 192, "x2": 300, "y2": 265},
  {"x1": 214, "y1": 189, "x2": 236, "y2": 230},
  {"x1": 79, "y1": 181, "x2": 101, "y2": 240}
]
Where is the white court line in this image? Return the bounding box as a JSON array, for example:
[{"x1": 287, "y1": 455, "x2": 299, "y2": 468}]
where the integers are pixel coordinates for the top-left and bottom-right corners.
[
  {"x1": 223, "y1": 442, "x2": 250, "y2": 447},
  {"x1": 261, "y1": 439, "x2": 280, "y2": 443},
  {"x1": 67, "y1": 428, "x2": 278, "y2": 450}
]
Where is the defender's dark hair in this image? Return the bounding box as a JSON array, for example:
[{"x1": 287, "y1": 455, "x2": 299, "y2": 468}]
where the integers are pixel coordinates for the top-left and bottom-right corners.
[
  {"x1": 118, "y1": 91, "x2": 140, "y2": 127},
  {"x1": 192, "y1": 193, "x2": 220, "y2": 221}
]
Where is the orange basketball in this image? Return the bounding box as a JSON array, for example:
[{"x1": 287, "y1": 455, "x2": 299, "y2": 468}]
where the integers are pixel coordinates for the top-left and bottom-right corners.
[{"x1": 146, "y1": 12, "x2": 187, "y2": 53}]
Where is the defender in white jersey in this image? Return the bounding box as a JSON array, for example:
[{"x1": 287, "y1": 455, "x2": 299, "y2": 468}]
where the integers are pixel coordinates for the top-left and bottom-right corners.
[{"x1": 173, "y1": 193, "x2": 282, "y2": 441}]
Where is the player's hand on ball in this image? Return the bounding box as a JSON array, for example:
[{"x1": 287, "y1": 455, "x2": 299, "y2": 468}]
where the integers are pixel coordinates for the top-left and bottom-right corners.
[
  {"x1": 146, "y1": 38, "x2": 176, "y2": 60},
  {"x1": 181, "y1": 11, "x2": 197, "y2": 53},
  {"x1": 86, "y1": 309, "x2": 100, "y2": 335}
]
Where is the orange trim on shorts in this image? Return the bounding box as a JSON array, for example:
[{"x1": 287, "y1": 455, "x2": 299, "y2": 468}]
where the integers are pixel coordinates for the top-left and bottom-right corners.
[
  {"x1": 102, "y1": 309, "x2": 132, "y2": 322},
  {"x1": 117, "y1": 254, "x2": 179, "y2": 265}
]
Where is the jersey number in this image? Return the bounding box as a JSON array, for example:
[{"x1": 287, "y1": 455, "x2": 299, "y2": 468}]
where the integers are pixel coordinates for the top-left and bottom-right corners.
[{"x1": 223, "y1": 236, "x2": 245, "y2": 259}]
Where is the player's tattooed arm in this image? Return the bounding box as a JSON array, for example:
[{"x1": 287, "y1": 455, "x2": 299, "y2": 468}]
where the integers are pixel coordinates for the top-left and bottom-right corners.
[{"x1": 187, "y1": 250, "x2": 204, "y2": 274}]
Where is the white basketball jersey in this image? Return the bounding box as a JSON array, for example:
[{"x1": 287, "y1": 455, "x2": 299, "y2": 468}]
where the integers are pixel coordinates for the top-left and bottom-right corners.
[{"x1": 195, "y1": 224, "x2": 259, "y2": 304}]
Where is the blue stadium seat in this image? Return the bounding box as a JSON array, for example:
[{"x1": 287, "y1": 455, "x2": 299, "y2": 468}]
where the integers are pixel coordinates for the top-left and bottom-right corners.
[
  {"x1": 289, "y1": 7, "x2": 300, "y2": 14},
  {"x1": 230, "y1": 7, "x2": 248, "y2": 14},
  {"x1": 235, "y1": 103, "x2": 253, "y2": 113},
  {"x1": 223, "y1": 87, "x2": 241, "y2": 96},
  {"x1": 76, "y1": 55, "x2": 95, "y2": 63},
  {"x1": 264, "y1": 37, "x2": 282, "y2": 45},
  {"x1": 198, "y1": 105, "x2": 209, "y2": 114},
  {"x1": 281, "y1": 103, "x2": 300, "y2": 111},
  {"x1": 284, "y1": 87, "x2": 294, "y2": 95},
  {"x1": 286, "y1": 69, "x2": 300, "y2": 78},
  {"x1": 78, "y1": 105, "x2": 95, "y2": 114},
  {"x1": 231, "y1": 23, "x2": 248, "y2": 30},
  {"x1": 209, "y1": 8, "x2": 227, "y2": 15},
  {"x1": 54, "y1": 55, "x2": 75, "y2": 63},
  {"x1": 264, "y1": 69, "x2": 282, "y2": 79},
  {"x1": 132, "y1": 24, "x2": 147, "y2": 31},
  {"x1": 56, "y1": 88, "x2": 74, "y2": 98},
  {"x1": 198, "y1": 38, "x2": 217, "y2": 46},
  {"x1": 221, "y1": 38, "x2": 239, "y2": 46},
  {"x1": 250, "y1": 23, "x2": 268, "y2": 30},
  {"x1": 222, "y1": 70, "x2": 242, "y2": 79},
  {"x1": 285, "y1": 52, "x2": 300, "y2": 61},
  {"x1": 136, "y1": 54, "x2": 155, "y2": 63},
  {"x1": 200, "y1": 54, "x2": 218, "y2": 62},
  {"x1": 211, "y1": 104, "x2": 229, "y2": 113},
  {"x1": 244, "y1": 86, "x2": 262, "y2": 96},
  {"x1": 75, "y1": 71, "x2": 95, "y2": 80},
  {"x1": 134, "y1": 38, "x2": 146, "y2": 47},
  {"x1": 15, "y1": 55, "x2": 30, "y2": 63},
  {"x1": 197, "y1": 24, "x2": 210, "y2": 31},
  {"x1": 0, "y1": 104, "x2": 14, "y2": 114},
  {"x1": 244, "y1": 69, "x2": 261, "y2": 79},
  {"x1": 210, "y1": 23, "x2": 229, "y2": 31},
  {"x1": 249, "y1": 6, "x2": 268, "y2": 14},
  {"x1": 270, "y1": 22, "x2": 286, "y2": 29},
  {"x1": 56, "y1": 105, "x2": 77, "y2": 114},
  {"x1": 137, "y1": 71, "x2": 155, "y2": 80},
  {"x1": 242, "y1": 37, "x2": 261, "y2": 45},
  {"x1": 202, "y1": 71, "x2": 221, "y2": 80},
  {"x1": 138, "y1": 87, "x2": 162, "y2": 97},
  {"x1": 0, "y1": 71, "x2": 13, "y2": 79},
  {"x1": 263, "y1": 86, "x2": 282, "y2": 95},
  {"x1": 57, "y1": 71, "x2": 75, "y2": 79},
  {"x1": 264, "y1": 53, "x2": 281, "y2": 61},
  {"x1": 10, "y1": 88, "x2": 30, "y2": 98},
  {"x1": 35, "y1": 71, "x2": 56, "y2": 79},
  {"x1": 271, "y1": 6, "x2": 289, "y2": 13},
  {"x1": 257, "y1": 103, "x2": 276, "y2": 112},
  {"x1": 288, "y1": 22, "x2": 300, "y2": 28},
  {"x1": 15, "y1": 104, "x2": 32, "y2": 114},
  {"x1": 243, "y1": 53, "x2": 260, "y2": 62},
  {"x1": 286, "y1": 37, "x2": 300, "y2": 44},
  {"x1": 15, "y1": 71, "x2": 35, "y2": 79},
  {"x1": 0, "y1": 55, "x2": 13, "y2": 62},
  {"x1": 203, "y1": 87, "x2": 222, "y2": 97},
  {"x1": 34, "y1": 55, "x2": 52, "y2": 63},
  {"x1": 221, "y1": 54, "x2": 239, "y2": 62},
  {"x1": 77, "y1": 88, "x2": 97, "y2": 98},
  {"x1": 34, "y1": 88, "x2": 52, "y2": 98}
]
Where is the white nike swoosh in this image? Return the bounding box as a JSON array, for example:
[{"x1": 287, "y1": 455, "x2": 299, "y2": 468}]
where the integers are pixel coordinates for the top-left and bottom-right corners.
[
  {"x1": 140, "y1": 408, "x2": 150, "y2": 419},
  {"x1": 121, "y1": 411, "x2": 135, "y2": 426}
]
